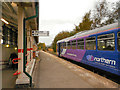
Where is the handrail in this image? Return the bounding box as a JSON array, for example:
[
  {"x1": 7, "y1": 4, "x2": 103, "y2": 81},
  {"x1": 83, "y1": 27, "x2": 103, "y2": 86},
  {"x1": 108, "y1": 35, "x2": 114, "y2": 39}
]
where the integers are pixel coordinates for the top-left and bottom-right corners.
[
  {"x1": 13, "y1": 57, "x2": 30, "y2": 75},
  {"x1": 12, "y1": 58, "x2": 21, "y2": 64},
  {"x1": 12, "y1": 51, "x2": 31, "y2": 65},
  {"x1": 25, "y1": 51, "x2": 32, "y2": 56},
  {"x1": 12, "y1": 58, "x2": 21, "y2": 75},
  {"x1": 13, "y1": 70, "x2": 21, "y2": 75}
]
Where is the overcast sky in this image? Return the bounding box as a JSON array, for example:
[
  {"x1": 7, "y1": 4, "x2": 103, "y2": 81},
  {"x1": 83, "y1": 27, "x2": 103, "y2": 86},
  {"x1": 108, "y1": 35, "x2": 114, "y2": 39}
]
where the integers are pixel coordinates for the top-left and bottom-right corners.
[{"x1": 39, "y1": 0, "x2": 119, "y2": 46}]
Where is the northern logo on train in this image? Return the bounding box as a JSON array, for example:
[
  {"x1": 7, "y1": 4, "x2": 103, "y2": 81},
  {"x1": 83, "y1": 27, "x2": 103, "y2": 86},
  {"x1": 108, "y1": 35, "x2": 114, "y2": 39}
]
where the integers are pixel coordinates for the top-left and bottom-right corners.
[{"x1": 86, "y1": 55, "x2": 94, "y2": 61}]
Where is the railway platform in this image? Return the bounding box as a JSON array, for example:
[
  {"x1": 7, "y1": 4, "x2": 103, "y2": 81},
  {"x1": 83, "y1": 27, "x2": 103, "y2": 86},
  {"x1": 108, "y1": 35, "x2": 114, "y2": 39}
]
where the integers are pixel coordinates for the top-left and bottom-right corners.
[{"x1": 33, "y1": 50, "x2": 119, "y2": 88}]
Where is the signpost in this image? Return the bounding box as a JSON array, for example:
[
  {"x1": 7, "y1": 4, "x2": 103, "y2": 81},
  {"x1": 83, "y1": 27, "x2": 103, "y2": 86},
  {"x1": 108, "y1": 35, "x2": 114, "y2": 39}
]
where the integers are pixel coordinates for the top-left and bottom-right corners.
[{"x1": 32, "y1": 31, "x2": 49, "y2": 36}]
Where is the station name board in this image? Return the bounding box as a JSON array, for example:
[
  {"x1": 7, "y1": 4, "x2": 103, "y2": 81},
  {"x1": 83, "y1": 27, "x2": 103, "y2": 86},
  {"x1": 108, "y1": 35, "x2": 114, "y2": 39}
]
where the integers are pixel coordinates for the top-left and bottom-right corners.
[{"x1": 32, "y1": 31, "x2": 49, "y2": 36}]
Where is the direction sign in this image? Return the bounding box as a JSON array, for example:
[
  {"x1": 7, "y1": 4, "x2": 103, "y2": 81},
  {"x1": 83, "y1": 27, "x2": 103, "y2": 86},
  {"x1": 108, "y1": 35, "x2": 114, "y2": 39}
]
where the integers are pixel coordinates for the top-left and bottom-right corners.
[{"x1": 32, "y1": 31, "x2": 49, "y2": 36}]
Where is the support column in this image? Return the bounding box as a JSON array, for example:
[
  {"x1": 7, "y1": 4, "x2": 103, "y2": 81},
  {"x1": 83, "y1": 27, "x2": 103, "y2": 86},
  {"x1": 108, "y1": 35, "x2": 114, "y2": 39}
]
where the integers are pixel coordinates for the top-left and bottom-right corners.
[
  {"x1": 16, "y1": 5, "x2": 29, "y2": 85},
  {"x1": 17, "y1": 5, "x2": 24, "y2": 78}
]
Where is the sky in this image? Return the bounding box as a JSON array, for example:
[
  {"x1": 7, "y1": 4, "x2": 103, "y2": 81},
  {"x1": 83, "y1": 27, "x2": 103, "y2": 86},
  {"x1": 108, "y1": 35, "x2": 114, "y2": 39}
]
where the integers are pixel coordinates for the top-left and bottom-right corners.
[{"x1": 39, "y1": 0, "x2": 119, "y2": 46}]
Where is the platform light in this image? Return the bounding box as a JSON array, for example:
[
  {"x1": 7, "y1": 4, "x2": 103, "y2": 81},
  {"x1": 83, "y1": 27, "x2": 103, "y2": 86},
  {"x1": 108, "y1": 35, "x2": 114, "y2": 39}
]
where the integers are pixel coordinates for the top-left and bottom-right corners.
[
  {"x1": 1, "y1": 18, "x2": 9, "y2": 24},
  {"x1": 103, "y1": 46, "x2": 105, "y2": 48},
  {"x1": 5, "y1": 44, "x2": 10, "y2": 48},
  {"x1": 14, "y1": 47, "x2": 17, "y2": 50}
]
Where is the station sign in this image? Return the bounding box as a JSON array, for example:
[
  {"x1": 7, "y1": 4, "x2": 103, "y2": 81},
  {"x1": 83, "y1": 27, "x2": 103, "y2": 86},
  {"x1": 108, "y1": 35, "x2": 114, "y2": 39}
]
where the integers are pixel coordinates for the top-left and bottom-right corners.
[{"x1": 32, "y1": 31, "x2": 49, "y2": 36}]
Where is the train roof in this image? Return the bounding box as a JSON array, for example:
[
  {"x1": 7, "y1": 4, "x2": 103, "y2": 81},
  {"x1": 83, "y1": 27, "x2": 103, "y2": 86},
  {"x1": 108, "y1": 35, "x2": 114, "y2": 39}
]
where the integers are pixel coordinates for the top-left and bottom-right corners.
[{"x1": 57, "y1": 22, "x2": 119, "y2": 43}]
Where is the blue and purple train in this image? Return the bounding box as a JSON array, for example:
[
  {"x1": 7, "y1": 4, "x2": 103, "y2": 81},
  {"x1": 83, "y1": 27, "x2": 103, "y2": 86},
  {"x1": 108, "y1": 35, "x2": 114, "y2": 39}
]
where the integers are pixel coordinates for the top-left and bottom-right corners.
[{"x1": 57, "y1": 22, "x2": 120, "y2": 76}]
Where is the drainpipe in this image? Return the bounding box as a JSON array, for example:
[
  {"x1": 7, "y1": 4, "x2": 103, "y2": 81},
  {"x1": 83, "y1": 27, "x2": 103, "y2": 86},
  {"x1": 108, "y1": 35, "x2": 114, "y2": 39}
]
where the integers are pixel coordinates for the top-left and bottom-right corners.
[{"x1": 23, "y1": 5, "x2": 38, "y2": 87}]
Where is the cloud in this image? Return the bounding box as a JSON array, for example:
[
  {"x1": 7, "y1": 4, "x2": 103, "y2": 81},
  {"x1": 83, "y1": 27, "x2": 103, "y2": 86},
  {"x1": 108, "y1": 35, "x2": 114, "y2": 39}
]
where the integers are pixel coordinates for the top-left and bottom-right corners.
[{"x1": 39, "y1": 22, "x2": 74, "y2": 45}]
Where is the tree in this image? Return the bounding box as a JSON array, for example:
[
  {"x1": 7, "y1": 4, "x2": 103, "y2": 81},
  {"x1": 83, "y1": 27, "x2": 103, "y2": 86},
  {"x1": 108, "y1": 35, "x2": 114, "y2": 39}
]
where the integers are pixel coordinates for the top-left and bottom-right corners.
[
  {"x1": 91, "y1": 0, "x2": 120, "y2": 29},
  {"x1": 73, "y1": 25, "x2": 80, "y2": 33},
  {"x1": 78, "y1": 11, "x2": 93, "y2": 31},
  {"x1": 91, "y1": 0, "x2": 109, "y2": 29},
  {"x1": 52, "y1": 31, "x2": 70, "y2": 52},
  {"x1": 69, "y1": 30, "x2": 76, "y2": 36},
  {"x1": 73, "y1": 11, "x2": 93, "y2": 34},
  {"x1": 105, "y1": 1, "x2": 120, "y2": 25},
  {"x1": 38, "y1": 43, "x2": 46, "y2": 51}
]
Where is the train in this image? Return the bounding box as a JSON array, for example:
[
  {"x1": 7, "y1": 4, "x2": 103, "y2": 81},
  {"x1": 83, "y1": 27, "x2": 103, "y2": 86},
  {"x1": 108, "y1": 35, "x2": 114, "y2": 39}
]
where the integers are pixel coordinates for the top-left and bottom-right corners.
[{"x1": 57, "y1": 22, "x2": 120, "y2": 76}]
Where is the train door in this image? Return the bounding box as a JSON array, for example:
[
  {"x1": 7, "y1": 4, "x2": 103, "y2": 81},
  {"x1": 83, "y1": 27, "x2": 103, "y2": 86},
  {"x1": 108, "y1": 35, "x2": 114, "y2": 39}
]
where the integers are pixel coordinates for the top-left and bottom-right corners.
[
  {"x1": 117, "y1": 32, "x2": 120, "y2": 61},
  {"x1": 58, "y1": 43, "x2": 61, "y2": 56},
  {"x1": 117, "y1": 31, "x2": 120, "y2": 71}
]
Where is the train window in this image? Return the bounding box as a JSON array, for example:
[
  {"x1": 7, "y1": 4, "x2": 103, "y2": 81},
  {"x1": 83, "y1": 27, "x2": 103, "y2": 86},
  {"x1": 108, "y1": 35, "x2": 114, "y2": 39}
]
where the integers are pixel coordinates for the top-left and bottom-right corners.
[
  {"x1": 59, "y1": 43, "x2": 62, "y2": 52},
  {"x1": 118, "y1": 32, "x2": 120, "y2": 51},
  {"x1": 98, "y1": 33, "x2": 115, "y2": 51},
  {"x1": 62, "y1": 42, "x2": 66, "y2": 49},
  {"x1": 61, "y1": 43, "x2": 64, "y2": 49},
  {"x1": 67, "y1": 41, "x2": 71, "y2": 49},
  {"x1": 72, "y1": 40, "x2": 76, "y2": 49},
  {"x1": 77, "y1": 39, "x2": 84, "y2": 49},
  {"x1": 64, "y1": 42, "x2": 67, "y2": 49},
  {"x1": 61, "y1": 42, "x2": 65, "y2": 49},
  {"x1": 86, "y1": 37, "x2": 96, "y2": 50}
]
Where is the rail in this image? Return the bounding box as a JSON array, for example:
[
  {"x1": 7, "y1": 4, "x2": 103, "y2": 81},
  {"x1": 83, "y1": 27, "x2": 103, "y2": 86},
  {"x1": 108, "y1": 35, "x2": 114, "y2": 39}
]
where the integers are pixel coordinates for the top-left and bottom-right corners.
[{"x1": 12, "y1": 51, "x2": 32, "y2": 75}]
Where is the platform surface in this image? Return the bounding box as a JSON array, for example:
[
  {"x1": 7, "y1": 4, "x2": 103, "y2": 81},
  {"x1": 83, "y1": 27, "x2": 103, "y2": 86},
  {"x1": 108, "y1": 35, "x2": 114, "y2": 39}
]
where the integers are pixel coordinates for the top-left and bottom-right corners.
[{"x1": 33, "y1": 51, "x2": 94, "y2": 88}]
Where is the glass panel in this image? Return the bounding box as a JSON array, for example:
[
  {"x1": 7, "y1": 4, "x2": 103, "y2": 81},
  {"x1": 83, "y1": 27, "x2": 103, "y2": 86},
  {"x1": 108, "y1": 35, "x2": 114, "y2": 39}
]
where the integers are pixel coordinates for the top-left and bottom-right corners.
[
  {"x1": 63, "y1": 42, "x2": 67, "y2": 49},
  {"x1": 61, "y1": 43, "x2": 63, "y2": 49},
  {"x1": 98, "y1": 33, "x2": 115, "y2": 51},
  {"x1": 72, "y1": 40, "x2": 76, "y2": 49},
  {"x1": 2, "y1": 25, "x2": 18, "y2": 46},
  {"x1": 77, "y1": 39, "x2": 84, "y2": 49},
  {"x1": 61, "y1": 42, "x2": 64, "y2": 49},
  {"x1": 118, "y1": 32, "x2": 120, "y2": 51},
  {"x1": 86, "y1": 37, "x2": 96, "y2": 50},
  {"x1": 118, "y1": 32, "x2": 120, "y2": 37},
  {"x1": 60, "y1": 43, "x2": 62, "y2": 52},
  {"x1": 98, "y1": 33, "x2": 114, "y2": 40},
  {"x1": 67, "y1": 41, "x2": 71, "y2": 49}
]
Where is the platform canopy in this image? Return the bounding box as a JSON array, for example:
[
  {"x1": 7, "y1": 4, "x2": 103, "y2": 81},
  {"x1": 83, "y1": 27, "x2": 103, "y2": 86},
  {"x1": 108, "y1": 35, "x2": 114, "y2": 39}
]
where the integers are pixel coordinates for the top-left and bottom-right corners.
[{"x1": 1, "y1": 1, "x2": 39, "y2": 43}]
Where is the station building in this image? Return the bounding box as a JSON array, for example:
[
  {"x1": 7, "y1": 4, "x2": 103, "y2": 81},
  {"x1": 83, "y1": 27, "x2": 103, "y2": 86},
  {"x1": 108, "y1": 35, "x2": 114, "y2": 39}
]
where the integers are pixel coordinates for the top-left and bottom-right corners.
[{"x1": 0, "y1": 1, "x2": 39, "y2": 86}]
